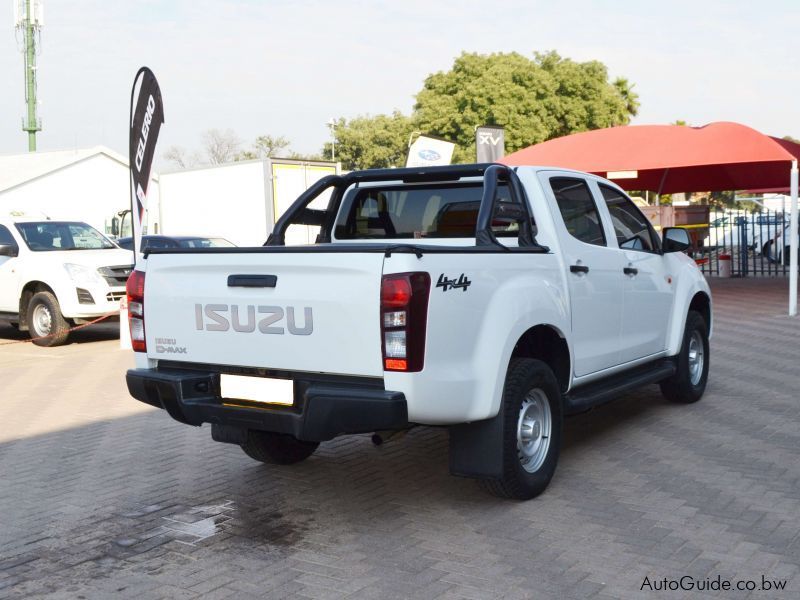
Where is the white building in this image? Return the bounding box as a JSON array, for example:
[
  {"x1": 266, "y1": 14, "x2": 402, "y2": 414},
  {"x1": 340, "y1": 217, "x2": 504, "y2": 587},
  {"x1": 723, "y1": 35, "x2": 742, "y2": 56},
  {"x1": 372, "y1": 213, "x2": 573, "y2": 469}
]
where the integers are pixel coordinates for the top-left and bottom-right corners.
[{"x1": 0, "y1": 146, "x2": 159, "y2": 236}]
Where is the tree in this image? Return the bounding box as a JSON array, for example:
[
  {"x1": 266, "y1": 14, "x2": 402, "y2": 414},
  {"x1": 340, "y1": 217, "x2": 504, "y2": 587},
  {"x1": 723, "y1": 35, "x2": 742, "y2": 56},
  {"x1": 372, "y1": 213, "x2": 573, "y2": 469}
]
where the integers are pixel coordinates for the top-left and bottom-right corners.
[
  {"x1": 413, "y1": 51, "x2": 639, "y2": 163},
  {"x1": 163, "y1": 145, "x2": 202, "y2": 169},
  {"x1": 783, "y1": 135, "x2": 800, "y2": 144},
  {"x1": 237, "y1": 135, "x2": 292, "y2": 160},
  {"x1": 163, "y1": 145, "x2": 190, "y2": 169},
  {"x1": 323, "y1": 111, "x2": 415, "y2": 170},
  {"x1": 203, "y1": 128, "x2": 242, "y2": 164}
]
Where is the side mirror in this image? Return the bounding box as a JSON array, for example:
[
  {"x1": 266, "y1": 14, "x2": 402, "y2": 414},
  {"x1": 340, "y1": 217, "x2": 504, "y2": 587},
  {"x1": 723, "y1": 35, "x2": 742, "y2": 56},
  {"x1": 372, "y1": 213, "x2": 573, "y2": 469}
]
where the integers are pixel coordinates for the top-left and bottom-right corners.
[
  {"x1": 111, "y1": 217, "x2": 120, "y2": 237},
  {"x1": 663, "y1": 227, "x2": 691, "y2": 253},
  {"x1": 0, "y1": 243, "x2": 19, "y2": 257}
]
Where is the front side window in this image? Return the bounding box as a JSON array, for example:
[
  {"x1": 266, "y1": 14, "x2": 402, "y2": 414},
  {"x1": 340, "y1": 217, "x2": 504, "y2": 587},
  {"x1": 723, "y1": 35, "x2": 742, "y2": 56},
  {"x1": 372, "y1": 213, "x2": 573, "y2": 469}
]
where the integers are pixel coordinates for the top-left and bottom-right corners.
[
  {"x1": 0, "y1": 225, "x2": 17, "y2": 247},
  {"x1": 600, "y1": 185, "x2": 658, "y2": 252},
  {"x1": 15, "y1": 222, "x2": 115, "y2": 252},
  {"x1": 549, "y1": 177, "x2": 606, "y2": 246}
]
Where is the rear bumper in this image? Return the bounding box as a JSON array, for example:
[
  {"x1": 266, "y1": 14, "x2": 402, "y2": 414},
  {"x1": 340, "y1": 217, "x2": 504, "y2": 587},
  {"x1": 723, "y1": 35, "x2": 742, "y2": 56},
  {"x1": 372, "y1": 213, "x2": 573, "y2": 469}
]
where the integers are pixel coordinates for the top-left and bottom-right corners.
[{"x1": 126, "y1": 368, "x2": 408, "y2": 442}]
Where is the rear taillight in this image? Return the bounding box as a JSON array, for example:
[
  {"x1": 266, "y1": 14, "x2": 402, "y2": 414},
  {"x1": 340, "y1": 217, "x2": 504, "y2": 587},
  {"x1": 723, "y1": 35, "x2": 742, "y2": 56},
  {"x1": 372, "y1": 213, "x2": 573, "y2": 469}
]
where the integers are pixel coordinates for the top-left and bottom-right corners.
[
  {"x1": 380, "y1": 272, "x2": 430, "y2": 372},
  {"x1": 126, "y1": 269, "x2": 146, "y2": 352}
]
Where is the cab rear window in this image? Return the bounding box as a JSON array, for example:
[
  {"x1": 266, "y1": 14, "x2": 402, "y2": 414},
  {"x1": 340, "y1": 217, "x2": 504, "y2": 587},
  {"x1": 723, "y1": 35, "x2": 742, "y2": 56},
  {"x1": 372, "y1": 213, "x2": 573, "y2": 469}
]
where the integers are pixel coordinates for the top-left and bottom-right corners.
[{"x1": 333, "y1": 182, "x2": 520, "y2": 240}]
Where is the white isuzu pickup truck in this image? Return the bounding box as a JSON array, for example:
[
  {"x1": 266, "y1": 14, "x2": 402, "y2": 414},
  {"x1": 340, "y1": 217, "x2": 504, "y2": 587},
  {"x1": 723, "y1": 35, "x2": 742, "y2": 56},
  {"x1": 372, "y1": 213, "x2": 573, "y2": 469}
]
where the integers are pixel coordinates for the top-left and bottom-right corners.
[
  {"x1": 0, "y1": 217, "x2": 133, "y2": 346},
  {"x1": 126, "y1": 164, "x2": 711, "y2": 499}
]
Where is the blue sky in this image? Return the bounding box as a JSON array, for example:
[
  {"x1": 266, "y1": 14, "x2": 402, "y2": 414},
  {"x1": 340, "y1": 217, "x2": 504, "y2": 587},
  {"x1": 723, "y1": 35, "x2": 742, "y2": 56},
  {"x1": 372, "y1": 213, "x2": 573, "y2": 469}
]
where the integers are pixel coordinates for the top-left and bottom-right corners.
[{"x1": 1, "y1": 0, "x2": 797, "y2": 162}]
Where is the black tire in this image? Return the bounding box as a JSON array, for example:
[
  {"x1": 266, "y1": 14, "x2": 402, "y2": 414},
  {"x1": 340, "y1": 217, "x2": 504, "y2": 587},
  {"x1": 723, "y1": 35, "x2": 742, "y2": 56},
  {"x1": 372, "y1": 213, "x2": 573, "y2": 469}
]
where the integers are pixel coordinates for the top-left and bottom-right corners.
[
  {"x1": 660, "y1": 311, "x2": 709, "y2": 404},
  {"x1": 240, "y1": 430, "x2": 319, "y2": 465},
  {"x1": 762, "y1": 241, "x2": 776, "y2": 263},
  {"x1": 479, "y1": 358, "x2": 563, "y2": 500},
  {"x1": 26, "y1": 291, "x2": 70, "y2": 347}
]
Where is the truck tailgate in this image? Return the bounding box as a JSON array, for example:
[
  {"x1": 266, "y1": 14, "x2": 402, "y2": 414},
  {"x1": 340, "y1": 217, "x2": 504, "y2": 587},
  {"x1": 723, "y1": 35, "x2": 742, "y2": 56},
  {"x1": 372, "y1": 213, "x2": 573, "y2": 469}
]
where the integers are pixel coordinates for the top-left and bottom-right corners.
[{"x1": 143, "y1": 252, "x2": 385, "y2": 377}]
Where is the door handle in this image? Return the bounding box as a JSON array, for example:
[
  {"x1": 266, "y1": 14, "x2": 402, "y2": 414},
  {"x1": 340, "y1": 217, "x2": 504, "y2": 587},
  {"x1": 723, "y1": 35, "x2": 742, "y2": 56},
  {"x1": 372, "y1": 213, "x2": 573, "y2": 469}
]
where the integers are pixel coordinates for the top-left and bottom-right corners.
[
  {"x1": 623, "y1": 267, "x2": 638, "y2": 276},
  {"x1": 570, "y1": 264, "x2": 589, "y2": 274}
]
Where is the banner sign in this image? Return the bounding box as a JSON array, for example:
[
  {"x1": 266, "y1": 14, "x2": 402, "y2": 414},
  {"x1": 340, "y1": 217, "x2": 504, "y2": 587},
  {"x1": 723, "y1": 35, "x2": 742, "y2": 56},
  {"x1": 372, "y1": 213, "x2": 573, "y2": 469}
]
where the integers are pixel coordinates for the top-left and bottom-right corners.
[
  {"x1": 129, "y1": 66, "x2": 164, "y2": 263},
  {"x1": 476, "y1": 125, "x2": 505, "y2": 163},
  {"x1": 406, "y1": 135, "x2": 455, "y2": 168}
]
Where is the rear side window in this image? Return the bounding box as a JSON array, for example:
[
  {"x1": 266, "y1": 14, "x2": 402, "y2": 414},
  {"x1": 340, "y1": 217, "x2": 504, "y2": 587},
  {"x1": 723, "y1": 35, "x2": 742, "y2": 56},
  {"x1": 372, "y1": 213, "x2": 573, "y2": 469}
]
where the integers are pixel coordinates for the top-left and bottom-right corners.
[
  {"x1": 334, "y1": 183, "x2": 520, "y2": 240},
  {"x1": 549, "y1": 177, "x2": 606, "y2": 246},
  {"x1": 600, "y1": 185, "x2": 658, "y2": 252},
  {"x1": 0, "y1": 225, "x2": 16, "y2": 246}
]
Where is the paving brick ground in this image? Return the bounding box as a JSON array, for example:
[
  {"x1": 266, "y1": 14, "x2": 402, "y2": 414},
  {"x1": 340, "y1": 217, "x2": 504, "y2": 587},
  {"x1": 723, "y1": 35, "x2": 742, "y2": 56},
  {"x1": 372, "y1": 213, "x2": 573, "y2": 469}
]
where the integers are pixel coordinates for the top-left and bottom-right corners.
[{"x1": 1, "y1": 278, "x2": 799, "y2": 599}]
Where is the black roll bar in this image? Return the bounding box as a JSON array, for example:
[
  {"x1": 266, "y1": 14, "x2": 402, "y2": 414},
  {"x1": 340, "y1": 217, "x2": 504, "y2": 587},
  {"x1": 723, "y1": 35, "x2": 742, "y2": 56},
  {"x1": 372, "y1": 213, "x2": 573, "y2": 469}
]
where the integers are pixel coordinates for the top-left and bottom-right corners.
[
  {"x1": 265, "y1": 163, "x2": 541, "y2": 249},
  {"x1": 475, "y1": 164, "x2": 537, "y2": 248},
  {"x1": 266, "y1": 174, "x2": 345, "y2": 246}
]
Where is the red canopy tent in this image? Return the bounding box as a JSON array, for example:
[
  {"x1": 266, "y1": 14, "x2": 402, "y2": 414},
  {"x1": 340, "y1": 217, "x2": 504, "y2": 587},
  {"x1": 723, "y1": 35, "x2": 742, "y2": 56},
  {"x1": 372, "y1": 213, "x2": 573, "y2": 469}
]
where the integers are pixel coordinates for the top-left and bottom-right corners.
[
  {"x1": 501, "y1": 121, "x2": 800, "y2": 315},
  {"x1": 501, "y1": 121, "x2": 800, "y2": 194}
]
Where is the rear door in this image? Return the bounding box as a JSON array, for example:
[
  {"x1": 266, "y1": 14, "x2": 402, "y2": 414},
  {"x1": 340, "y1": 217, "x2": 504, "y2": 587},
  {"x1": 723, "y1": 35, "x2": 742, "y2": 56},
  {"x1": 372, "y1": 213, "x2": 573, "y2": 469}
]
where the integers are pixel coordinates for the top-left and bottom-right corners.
[
  {"x1": 598, "y1": 184, "x2": 674, "y2": 362},
  {"x1": 143, "y1": 252, "x2": 385, "y2": 377},
  {"x1": 540, "y1": 174, "x2": 625, "y2": 376}
]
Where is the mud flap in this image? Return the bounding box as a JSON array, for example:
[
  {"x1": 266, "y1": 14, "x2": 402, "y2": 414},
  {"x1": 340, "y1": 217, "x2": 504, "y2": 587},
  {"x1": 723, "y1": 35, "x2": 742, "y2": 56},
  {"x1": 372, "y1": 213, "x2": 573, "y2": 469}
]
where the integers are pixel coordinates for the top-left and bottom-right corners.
[{"x1": 448, "y1": 411, "x2": 504, "y2": 479}]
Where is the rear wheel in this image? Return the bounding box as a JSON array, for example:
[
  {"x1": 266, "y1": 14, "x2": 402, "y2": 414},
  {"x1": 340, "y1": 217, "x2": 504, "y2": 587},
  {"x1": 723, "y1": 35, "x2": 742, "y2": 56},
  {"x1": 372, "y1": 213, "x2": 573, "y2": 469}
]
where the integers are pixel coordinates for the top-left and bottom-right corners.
[
  {"x1": 660, "y1": 311, "x2": 709, "y2": 404},
  {"x1": 240, "y1": 430, "x2": 319, "y2": 465},
  {"x1": 762, "y1": 240, "x2": 776, "y2": 263},
  {"x1": 479, "y1": 358, "x2": 562, "y2": 500},
  {"x1": 27, "y1": 292, "x2": 70, "y2": 347}
]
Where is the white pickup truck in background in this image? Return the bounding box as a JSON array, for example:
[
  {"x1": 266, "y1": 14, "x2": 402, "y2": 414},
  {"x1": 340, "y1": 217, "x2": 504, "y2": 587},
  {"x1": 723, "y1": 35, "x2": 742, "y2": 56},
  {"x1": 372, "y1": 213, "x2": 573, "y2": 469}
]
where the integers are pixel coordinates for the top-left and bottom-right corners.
[
  {"x1": 0, "y1": 217, "x2": 133, "y2": 346},
  {"x1": 126, "y1": 164, "x2": 711, "y2": 500}
]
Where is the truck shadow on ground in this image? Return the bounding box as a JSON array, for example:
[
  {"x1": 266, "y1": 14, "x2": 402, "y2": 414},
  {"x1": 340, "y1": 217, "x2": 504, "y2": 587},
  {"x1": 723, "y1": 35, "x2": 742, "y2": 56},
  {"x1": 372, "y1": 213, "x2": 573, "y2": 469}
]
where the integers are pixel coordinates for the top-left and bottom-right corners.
[{"x1": 0, "y1": 321, "x2": 120, "y2": 346}]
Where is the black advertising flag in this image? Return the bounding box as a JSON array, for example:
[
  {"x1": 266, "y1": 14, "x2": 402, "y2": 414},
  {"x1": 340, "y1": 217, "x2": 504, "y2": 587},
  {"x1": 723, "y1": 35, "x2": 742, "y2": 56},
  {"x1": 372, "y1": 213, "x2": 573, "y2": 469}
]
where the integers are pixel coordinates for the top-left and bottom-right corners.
[
  {"x1": 476, "y1": 125, "x2": 505, "y2": 163},
  {"x1": 129, "y1": 67, "x2": 164, "y2": 262}
]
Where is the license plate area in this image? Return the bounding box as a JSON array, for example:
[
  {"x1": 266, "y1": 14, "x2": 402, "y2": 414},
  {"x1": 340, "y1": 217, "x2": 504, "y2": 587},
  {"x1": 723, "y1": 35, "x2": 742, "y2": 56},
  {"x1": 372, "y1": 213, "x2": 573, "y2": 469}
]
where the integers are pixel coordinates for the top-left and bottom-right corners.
[{"x1": 220, "y1": 374, "x2": 294, "y2": 406}]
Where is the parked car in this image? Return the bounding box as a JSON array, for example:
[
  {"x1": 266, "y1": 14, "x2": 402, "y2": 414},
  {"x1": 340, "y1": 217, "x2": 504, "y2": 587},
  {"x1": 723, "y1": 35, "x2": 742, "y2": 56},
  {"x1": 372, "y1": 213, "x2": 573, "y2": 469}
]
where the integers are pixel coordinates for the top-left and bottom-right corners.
[
  {"x1": 125, "y1": 164, "x2": 711, "y2": 500},
  {"x1": 706, "y1": 211, "x2": 791, "y2": 257},
  {"x1": 0, "y1": 218, "x2": 133, "y2": 346},
  {"x1": 116, "y1": 235, "x2": 236, "y2": 251}
]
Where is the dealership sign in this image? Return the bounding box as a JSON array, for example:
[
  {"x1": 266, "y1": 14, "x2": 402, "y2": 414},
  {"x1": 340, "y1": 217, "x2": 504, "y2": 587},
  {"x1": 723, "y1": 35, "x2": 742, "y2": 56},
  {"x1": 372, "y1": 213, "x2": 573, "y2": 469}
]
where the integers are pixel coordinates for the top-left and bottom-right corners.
[
  {"x1": 476, "y1": 125, "x2": 505, "y2": 162},
  {"x1": 406, "y1": 135, "x2": 455, "y2": 168}
]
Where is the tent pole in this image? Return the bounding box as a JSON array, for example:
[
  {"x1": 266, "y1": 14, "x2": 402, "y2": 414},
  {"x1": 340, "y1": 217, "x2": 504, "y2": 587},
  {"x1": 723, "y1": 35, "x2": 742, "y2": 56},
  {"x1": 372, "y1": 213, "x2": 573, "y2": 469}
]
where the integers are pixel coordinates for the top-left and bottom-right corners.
[
  {"x1": 655, "y1": 168, "x2": 670, "y2": 207},
  {"x1": 790, "y1": 160, "x2": 798, "y2": 316}
]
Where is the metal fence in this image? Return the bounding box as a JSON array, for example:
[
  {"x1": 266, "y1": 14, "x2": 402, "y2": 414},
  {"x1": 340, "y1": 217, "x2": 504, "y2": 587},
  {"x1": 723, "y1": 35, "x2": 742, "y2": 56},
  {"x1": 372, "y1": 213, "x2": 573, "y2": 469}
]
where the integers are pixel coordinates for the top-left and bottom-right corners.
[{"x1": 693, "y1": 209, "x2": 793, "y2": 277}]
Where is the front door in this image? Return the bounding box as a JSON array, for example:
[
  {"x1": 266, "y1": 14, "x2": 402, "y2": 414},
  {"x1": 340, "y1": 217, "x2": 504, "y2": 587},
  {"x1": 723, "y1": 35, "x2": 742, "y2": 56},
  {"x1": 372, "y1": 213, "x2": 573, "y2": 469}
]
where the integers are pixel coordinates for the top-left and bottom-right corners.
[
  {"x1": 541, "y1": 175, "x2": 625, "y2": 377},
  {"x1": 0, "y1": 225, "x2": 21, "y2": 313}
]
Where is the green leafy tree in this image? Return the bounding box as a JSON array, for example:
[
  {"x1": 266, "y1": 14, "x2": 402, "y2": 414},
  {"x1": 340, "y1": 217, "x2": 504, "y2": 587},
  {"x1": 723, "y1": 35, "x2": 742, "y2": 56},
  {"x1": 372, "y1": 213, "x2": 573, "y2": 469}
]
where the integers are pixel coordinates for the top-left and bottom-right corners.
[
  {"x1": 323, "y1": 111, "x2": 415, "y2": 170},
  {"x1": 413, "y1": 51, "x2": 639, "y2": 163}
]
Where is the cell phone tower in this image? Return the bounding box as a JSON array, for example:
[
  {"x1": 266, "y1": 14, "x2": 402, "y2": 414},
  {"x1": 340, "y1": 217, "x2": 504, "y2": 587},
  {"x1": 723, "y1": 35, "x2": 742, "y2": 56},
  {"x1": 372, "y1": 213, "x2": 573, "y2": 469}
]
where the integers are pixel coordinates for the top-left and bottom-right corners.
[{"x1": 14, "y1": 0, "x2": 43, "y2": 152}]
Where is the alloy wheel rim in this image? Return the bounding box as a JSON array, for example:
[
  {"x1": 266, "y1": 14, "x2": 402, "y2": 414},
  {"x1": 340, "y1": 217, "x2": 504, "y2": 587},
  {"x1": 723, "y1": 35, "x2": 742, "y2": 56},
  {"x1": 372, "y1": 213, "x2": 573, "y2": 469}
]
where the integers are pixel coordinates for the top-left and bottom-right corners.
[
  {"x1": 33, "y1": 304, "x2": 52, "y2": 337},
  {"x1": 517, "y1": 388, "x2": 552, "y2": 473},
  {"x1": 688, "y1": 330, "x2": 704, "y2": 386}
]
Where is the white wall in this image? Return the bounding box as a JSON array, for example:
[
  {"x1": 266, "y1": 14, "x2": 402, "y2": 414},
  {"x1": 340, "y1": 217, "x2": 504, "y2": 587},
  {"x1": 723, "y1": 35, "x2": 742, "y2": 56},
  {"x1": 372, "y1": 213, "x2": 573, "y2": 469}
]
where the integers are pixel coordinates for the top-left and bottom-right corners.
[
  {"x1": 0, "y1": 154, "x2": 159, "y2": 236},
  {"x1": 158, "y1": 161, "x2": 270, "y2": 247}
]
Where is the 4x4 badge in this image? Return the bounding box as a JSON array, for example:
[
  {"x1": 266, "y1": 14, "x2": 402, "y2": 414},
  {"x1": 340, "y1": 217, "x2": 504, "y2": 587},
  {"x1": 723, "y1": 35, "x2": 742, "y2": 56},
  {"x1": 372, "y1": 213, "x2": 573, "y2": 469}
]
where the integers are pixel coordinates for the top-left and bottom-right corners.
[{"x1": 436, "y1": 273, "x2": 471, "y2": 292}]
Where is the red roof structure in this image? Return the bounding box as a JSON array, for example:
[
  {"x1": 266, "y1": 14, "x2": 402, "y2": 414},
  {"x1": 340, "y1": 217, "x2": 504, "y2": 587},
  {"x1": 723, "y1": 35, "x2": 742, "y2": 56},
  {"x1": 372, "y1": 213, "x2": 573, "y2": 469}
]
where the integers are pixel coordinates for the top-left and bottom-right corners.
[{"x1": 501, "y1": 122, "x2": 800, "y2": 194}]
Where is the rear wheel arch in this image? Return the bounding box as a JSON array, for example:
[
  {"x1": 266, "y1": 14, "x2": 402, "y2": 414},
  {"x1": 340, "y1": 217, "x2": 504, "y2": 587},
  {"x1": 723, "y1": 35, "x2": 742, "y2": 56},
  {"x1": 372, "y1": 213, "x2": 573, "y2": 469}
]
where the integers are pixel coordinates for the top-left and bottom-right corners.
[{"x1": 510, "y1": 324, "x2": 571, "y2": 393}]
